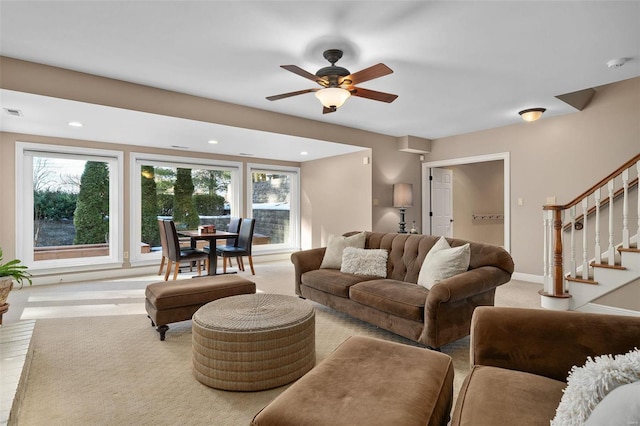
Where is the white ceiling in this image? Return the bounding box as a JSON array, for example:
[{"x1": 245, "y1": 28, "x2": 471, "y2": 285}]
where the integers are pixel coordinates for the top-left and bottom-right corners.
[{"x1": 1, "y1": 1, "x2": 639, "y2": 161}]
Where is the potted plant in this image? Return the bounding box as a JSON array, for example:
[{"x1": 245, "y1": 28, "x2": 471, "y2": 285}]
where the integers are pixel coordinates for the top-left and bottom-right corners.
[{"x1": 0, "y1": 248, "x2": 32, "y2": 306}]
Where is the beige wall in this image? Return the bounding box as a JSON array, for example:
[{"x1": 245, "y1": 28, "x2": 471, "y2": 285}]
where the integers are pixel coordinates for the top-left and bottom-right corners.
[
  {"x1": 593, "y1": 280, "x2": 640, "y2": 311},
  {"x1": 427, "y1": 77, "x2": 640, "y2": 275},
  {"x1": 449, "y1": 161, "x2": 504, "y2": 246},
  {"x1": 0, "y1": 57, "x2": 421, "y2": 264},
  {"x1": 1, "y1": 57, "x2": 638, "y2": 279},
  {"x1": 301, "y1": 150, "x2": 372, "y2": 249},
  {"x1": 0, "y1": 132, "x2": 299, "y2": 266}
]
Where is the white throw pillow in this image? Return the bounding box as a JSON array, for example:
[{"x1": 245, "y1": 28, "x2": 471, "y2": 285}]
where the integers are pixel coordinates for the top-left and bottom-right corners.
[
  {"x1": 417, "y1": 237, "x2": 470, "y2": 290},
  {"x1": 585, "y1": 381, "x2": 640, "y2": 426},
  {"x1": 340, "y1": 247, "x2": 388, "y2": 278},
  {"x1": 551, "y1": 348, "x2": 640, "y2": 426},
  {"x1": 320, "y1": 231, "x2": 366, "y2": 269}
]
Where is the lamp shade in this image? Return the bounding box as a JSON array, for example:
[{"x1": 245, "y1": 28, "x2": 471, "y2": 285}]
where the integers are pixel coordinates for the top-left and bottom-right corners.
[
  {"x1": 519, "y1": 108, "x2": 546, "y2": 122},
  {"x1": 315, "y1": 88, "x2": 351, "y2": 108},
  {"x1": 393, "y1": 183, "x2": 413, "y2": 207}
]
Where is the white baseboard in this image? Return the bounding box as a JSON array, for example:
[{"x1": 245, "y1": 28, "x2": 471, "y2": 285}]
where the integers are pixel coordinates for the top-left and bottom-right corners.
[
  {"x1": 576, "y1": 303, "x2": 640, "y2": 317},
  {"x1": 511, "y1": 272, "x2": 544, "y2": 284}
]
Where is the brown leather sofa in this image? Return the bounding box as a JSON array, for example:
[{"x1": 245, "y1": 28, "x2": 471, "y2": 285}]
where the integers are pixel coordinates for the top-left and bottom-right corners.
[
  {"x1": 451, "y1": 307, "x2": 640, "y2": 425},
  {"x1": 291, "y1": 232, "x2": 514, "y2": 349}
]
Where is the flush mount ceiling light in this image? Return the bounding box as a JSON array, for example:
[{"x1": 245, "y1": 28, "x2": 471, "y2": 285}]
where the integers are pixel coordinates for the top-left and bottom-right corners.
[
  {"x1": 208, "y1": 139, "x2": 218, "y2": 144},
  {"x1": 518, "y1": 108, "x2": 546, "y2": 122},
  {"x1": 68, "y1": 121, "x2": 83, "y2": 127}
]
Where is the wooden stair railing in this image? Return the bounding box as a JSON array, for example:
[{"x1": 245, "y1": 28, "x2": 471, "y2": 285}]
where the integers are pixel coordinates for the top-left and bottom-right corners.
[
  {"x1": 541, "y1": 153, "x2": 640, "y2": 304},
  {"x1": 564, "y1": 178, "x2": 638, "y2": 231}
]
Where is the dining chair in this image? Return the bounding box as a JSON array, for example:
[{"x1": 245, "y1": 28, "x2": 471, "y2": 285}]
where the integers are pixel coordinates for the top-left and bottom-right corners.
[
  {"x1": 224, "y1": 217, "x2": 242, "y2": 269},
  {"x1": 157, "y1": 219, "x2": 169, "y2": 276},
  {"x1": 216, "y1": 218, "x2": 256, "y2": 275},
  {"x1": 163, "y1": 220, "x2": 209, "y2": 280}
]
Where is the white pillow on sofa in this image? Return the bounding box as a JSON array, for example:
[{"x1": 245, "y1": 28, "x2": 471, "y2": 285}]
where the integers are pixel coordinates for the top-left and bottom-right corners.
[
  {"x1": 417, "y1": 236, "x2": 470, "y2": 290},
  {"x1": 585, "y1": 381, "x2": 640, "y2": 426},
  {"x1": 551, "y1": 348, "x2": 640, "y2": 426},
  {"x1": 340, "y1": 247, "x2": 388, "y2": 278},
  {"x1": 320, "y1": 231, "x2": 366, "y2": 269}
]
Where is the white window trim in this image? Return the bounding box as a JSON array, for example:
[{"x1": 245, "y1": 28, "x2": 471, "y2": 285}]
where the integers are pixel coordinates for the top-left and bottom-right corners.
[
  {"x1": 15, "y1": 142, "x2": 124, "y2": 272},
  {"x1": 129, "y1": 152, "x2": 243, "y2": 266},
  {"x1": 246, "y1": 163, "x2": 301, "y2": 253}
]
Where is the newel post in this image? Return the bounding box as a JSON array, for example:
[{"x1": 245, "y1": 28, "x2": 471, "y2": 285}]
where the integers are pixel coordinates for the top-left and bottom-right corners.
[{"x1": 541, "y1": 205, "x2": 572, "y2": 310}]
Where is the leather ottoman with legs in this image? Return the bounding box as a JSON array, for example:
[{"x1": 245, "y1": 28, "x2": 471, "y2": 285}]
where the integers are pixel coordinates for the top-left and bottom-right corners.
[{"x1": 145, "y1": 275, "x2": 256, "y2": 340}]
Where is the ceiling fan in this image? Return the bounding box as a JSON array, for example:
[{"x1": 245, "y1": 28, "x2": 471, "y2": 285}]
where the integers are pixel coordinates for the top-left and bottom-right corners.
[{"x1": 266, "y1": 49, "x2": 398, "y2": 114}]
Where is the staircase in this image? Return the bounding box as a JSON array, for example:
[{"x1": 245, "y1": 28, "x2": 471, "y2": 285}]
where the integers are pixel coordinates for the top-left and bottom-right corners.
[{"x1": 541, "y1": 154, "x2": 640, "y2": 311}]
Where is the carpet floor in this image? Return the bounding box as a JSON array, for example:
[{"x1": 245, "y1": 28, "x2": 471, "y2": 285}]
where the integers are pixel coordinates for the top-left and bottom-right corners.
[
  {"x1": 9, "y1": 264, "x2": 541, "y2": 426},
  {"x1": 14, "y1": 305, "x2": 471, "y2": 426}
]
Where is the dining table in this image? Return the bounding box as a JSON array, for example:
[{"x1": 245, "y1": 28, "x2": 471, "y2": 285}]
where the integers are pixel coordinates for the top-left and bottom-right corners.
[{"x1": 177, "y1": 229, "x2": 239, "y2": 276}]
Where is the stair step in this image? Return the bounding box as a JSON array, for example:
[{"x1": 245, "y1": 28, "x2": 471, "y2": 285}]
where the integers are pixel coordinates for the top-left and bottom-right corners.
[
  {"x1": 565, "y1": 276, "x2": 598, "y2": 285},
  {"x1": 618, "y1": 246, "x2": 640, "y2": 254},
  {"x1": 590, "y1": 262, "x2": 627, "y2": 270}
]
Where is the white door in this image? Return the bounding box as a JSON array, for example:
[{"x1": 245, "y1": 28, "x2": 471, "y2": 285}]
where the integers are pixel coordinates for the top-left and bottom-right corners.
[{"x1": 431, "y1": 168, "x2": 453, "y2": 237}]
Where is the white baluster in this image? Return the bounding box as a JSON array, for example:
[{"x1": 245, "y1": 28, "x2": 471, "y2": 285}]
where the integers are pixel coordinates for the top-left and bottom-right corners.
[
  {"x1": 607, "y1": 179, "x2": 615, "y2": 265},
  {"x1": 594, "y1": 188, "x2": 601, "y2": 264},
  {"x1": 582, "y1": 198, "x2": 589, "y2": 279},
  {"x1": 569, "y1": 206, "x2": 576, "y2": 278},
  {"x1": 622, "y1": 169, "x2": 629, "y2": 249}
]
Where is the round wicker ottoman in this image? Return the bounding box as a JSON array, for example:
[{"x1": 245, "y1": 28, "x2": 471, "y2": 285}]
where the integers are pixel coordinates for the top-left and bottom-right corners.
[{"x1": 192, "y1": 293, "x2": 315, "y2": 391}]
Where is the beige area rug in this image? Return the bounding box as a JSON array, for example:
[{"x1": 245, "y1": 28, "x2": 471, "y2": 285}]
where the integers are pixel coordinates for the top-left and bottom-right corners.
[{"x1": 13, "y1": 304, "x2": 470, "y2": 426}]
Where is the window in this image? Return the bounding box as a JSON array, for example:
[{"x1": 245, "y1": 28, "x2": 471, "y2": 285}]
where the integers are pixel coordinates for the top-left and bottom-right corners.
[
  {"x1": 130, "y1": 153, "x2": 241, "y2": 265},
  {"x1": 247, "y1": 164, "x2": 300, "y2": 252},
  {"x1": 16, "y1": 143, "x2": 123, "y2": 271}
]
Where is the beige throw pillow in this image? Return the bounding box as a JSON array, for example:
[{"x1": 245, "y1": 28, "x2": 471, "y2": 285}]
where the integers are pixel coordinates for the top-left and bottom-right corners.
[
  {"x1": 417, "y1": 236, "x2": 470, "y2": 289},
  {"x1": 320, "y1": 231, "x2": 366, "y2": 269}
]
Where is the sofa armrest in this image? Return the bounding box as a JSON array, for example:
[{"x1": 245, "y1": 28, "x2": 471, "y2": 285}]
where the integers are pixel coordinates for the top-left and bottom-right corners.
[
  {"x1": 470, "y1": 306, "x2": 640, "y2": 382},
  {"x1": 426, "y1": 266, "x2": 511, "y2": 309},
  {"x1": 290, "y1": 248, "x2": 326, "y2": 296}
]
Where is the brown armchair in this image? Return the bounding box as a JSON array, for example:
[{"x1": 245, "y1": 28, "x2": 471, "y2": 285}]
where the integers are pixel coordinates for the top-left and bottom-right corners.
[{"x1": 451, "y1": 307, "x2": 640, "y2": 425}]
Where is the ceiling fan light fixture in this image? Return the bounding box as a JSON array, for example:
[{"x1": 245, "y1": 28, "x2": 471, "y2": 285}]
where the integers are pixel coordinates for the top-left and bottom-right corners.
[
  {"x1": 518, "y1": 108, "x2": 546, "y2": 122},
  {"x1": 315, "y1": 87, "x2": 351, "y2": 109}
]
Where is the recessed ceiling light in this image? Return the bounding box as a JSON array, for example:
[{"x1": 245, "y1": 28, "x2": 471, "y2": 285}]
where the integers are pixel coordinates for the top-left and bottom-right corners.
[
  {"x1": 300, "y1": 151, "x2": 309, "y2": 155},
  {"x1": 68, "y1": 121, "x2": 83, "y2": 127},
  {"x1": 208, "y1": 140, "x2": 218, "y2": 144},
  {"x1": 606, "y1": 58, "x2": 627, "y2": 69}
]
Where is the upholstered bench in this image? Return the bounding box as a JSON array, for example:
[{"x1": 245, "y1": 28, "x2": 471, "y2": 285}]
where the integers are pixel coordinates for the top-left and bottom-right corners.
[
  {"x1": 251, "y1": 335, "x2": 454, "y2": 426},
  {"x1": 145, "y1": 275, "x2": 256, "y2": 340}
]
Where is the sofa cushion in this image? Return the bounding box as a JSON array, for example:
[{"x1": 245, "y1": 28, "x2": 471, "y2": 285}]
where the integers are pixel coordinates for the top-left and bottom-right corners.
[
  {"x1": 320, "y1": 231, "x2": 366, "y2": 269},
  {"x1": 452, "y1": 365, "x2": 566, "y2": 426},
  {"x1": 349, "y1": 279, "x2": 428, "y2": 322},
  {"x1": 340, "y1": 247, "x2": 388, "y2": 278},
  {"x1": 418, "y1": 237, "x2": 470, "y2": 289},
  {"x1": 301, "y1": 269, "x2": 374, "y2": 298}
]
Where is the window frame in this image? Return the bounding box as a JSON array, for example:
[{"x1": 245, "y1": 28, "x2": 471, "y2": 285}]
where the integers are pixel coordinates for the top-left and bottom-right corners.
[
  {"x1": 129, "y1": 152, "x2": 242, "y2": 266},
  {"x1": 15, "y1": 142, "x2": 124, "y2": 273},
  {"x1": 246, "y1": 163, "x2": 301, "y2": 254}
]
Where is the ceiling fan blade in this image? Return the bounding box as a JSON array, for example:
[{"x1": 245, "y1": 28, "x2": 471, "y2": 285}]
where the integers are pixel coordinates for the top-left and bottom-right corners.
[
  {"x1": 345, "y1": 63, "x2": 393, "y2": 85},
  {"x1": 281, "y1": 65, "x2": 326, "y2": 84},
  {"x1": 350, "y1": 87, "x2": 398, "y2": 103},
  {"x1": 323, "y1": 106, "x2": 337, "y2": 114},
  {"x1": 266, "y1": 88, "x2": 318, "y2": 101}
]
